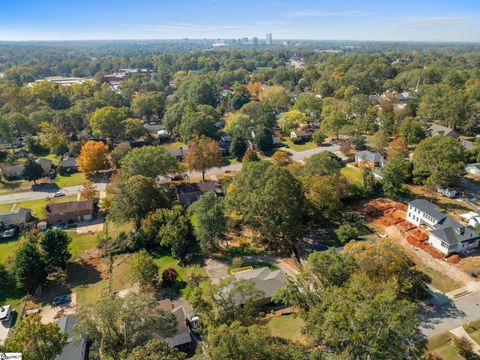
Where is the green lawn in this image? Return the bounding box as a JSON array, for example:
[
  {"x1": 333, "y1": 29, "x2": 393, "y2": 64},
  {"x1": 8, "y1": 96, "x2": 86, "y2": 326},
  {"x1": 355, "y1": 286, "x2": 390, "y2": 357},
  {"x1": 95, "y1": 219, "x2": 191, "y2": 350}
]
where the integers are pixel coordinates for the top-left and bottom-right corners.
[
  {"x1": 428, "y1": 332, "x2": 462, "y2": 360},
  {"x1": 283, "y1": 138, "x2": 318, "y2": 152},
  {"x1": 54, "y1": 172, "x2": 87, "y2": 188},
  {"x1": 464, "y1": 319, "x2": 480, "y2": 346},
  {"x1": 68, "y1": 231, "x2": 99, "y2": 257},
  {"x1": 416, "y1": 264, "x2": 461, "y2": 293},
  {"x1": 160, "y1": 141, "x2": 187, "y2": 151},
  {"x1": 0, "y1": 203, "x2": 15, "y2": 213},
  {"x1": 341, "y1": 166, "x2": 364, "y2": 186},
  {"x1": 267, "y1": 315, "x2": 305, "y2": 343},
  {"x1": 0, "y1": 237, "x2": 22, "y2": 264}
]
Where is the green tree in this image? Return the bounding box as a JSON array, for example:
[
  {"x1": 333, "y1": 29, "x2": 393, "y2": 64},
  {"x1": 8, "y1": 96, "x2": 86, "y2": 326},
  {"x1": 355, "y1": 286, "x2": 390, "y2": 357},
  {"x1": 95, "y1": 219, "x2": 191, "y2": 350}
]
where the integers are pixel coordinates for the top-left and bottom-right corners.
[
  {"x1": 131, "y1": 92, "x2": 166, "y2": 118},
  {"x1": 278, "y1": 109, "x2": 308, "y2": 135},
  {"x1": 382, "y1": 158, "x2": 406, "y2": 198},
  {"x1": 227, "y1": 161, "x2": 305, "y2": 250},
  {"x1": 122, "y1": 118, "x2": 147, "y2": 139},
  {"x1": 128, "y1": 339, "x2": 186, "y2": 360},
  {"x1": 301, "y1": 152, "x2": 342, "y2": 177},
  {"x1": 39, "y1": 229, "x2": 71, "y2": 272},
  {"x1": 192, "y1": 192, "x2": 227, "y2": 252},
  {"x1": 178, "y1": 109, "x2": 217, "y2": 143},
  {"x1": 369, "y1": 129, "x2": 389, "y2": 153},
  {"x1": 120, "y1": 146, "x2": 178, "y2": 178},
  {"x1": 320, "y1": 102, "x2": 347, "y2": 139},
  {"x1": 362, "y1": 167, "x2": 378, "y2": 197},
  {"x1": 258, "y1": 85, "x2": 290, "y2": 112},
  {"x1": 229, "y1": 137, "x2": 247, "y2": 159},
  {"x1": 399, "y1": 117, "x2": 425, "y2": 145},
  {"x1": 109, "y1": 175, "x2": 165, "y2": 229},
  {"x1": 176, "y1": 75, "x2": 218, "y2": 107},
  {"x1": 129, "y1": 250, "x2": 159, "y2": 287},
  {"x1": 89, "y1": 106, "x2": 127, "y2": 140},
  {"x1": 224, "y1": 112, "x2": 252, "y2": 140},
  {"x1": 412, "y1": 136, "x2": 466, "y2": 188},
  {"x1": 302, "y1": 175, "x2": 343, "y2": 219},
  {"x1": 75, "y1": 293, "x2": 177, "y2": 360},
  {"x1": 293, "y1": 92, "x2": 322, "y2": 123},
  {"x1": 23, "y1": 157, "x2": 44, "y2": 184},
  {"x1": 14, "y1": 242, "x2": 47, "y2": 293},
  {"x1": 335, "y1": 223, "x2": 359, "y2": 245},
  {"x1": 3, "y1": 314, "x2": 66, "y2": 360}
]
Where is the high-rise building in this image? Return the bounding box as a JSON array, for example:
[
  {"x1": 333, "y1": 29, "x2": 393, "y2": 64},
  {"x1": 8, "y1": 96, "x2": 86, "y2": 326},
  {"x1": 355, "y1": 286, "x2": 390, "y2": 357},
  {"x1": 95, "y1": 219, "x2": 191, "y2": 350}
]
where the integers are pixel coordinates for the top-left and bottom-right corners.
[
  {"x1": 242, "y1": 37, "x2": 249, "y2": 44},
  {"x1": 266, "y1": 33, "x2": 272, "y2": 45},
  {"x1": 252, "y1": 37, "x2": 259, "y2": 46}
]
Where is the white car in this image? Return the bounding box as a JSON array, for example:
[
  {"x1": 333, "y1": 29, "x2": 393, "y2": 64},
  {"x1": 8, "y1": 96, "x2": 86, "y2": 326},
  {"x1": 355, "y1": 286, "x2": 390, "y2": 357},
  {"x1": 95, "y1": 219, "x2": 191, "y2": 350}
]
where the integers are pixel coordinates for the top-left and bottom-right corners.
[
  {"x1": 0, "y1": 305, "x2": 12, "y2": 322},
  {"x1": 53, "y1": 191, "x2": 65, "y2": 197}
]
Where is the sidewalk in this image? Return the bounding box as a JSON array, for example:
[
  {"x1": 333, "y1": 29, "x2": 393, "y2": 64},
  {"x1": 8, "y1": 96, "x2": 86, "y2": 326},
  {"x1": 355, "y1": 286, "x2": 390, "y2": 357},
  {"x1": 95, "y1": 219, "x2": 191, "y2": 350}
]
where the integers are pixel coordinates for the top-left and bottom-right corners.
[{"x1": 450, "y1": 326, "x2": 480, "y2": 354}]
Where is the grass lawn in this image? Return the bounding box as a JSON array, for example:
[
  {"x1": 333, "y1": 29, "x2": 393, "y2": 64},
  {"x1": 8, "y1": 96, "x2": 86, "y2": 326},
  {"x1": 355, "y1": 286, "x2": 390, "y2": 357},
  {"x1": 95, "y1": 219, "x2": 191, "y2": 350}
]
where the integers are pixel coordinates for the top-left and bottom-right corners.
[
  {"x1": 464, "y1": 319, "x2": 480, "y2": 346},
  {"x1": 0, "y1": 236, "x2": 22, "y2": 264},
  {"x1": 54, "y1": 172, "x2": 87, "y2": 188},
  {"x1": 68, "y1": 231, "x2": 99, "y2": 257},
  {"x1": 416, "y1": 263, "x2": 461, "y2": 293},
  {"x1": 283, "y1": 138, "x2": 317, "y2": 152},
  {"x1": 0, "y1": 203, "x2": 15, "y2": 212},
  {"x1": 160, "y1": 141, "x2": 186, "y2": 151},
  {"x1": 0, "y1": 287, "x2": 25, "y2": 313},
  {"x1": 267, "y1": 315, "x2": 305, "y2": 343},
  {"x1": 341, "y1": 166, "x2": 364, "y2": 186},
  {"x1": 228, "y1": 261, "x2": 279, "y2": 274},
  {"x1": 428, "y1": 332, "x2": 462, "y2": 360}
]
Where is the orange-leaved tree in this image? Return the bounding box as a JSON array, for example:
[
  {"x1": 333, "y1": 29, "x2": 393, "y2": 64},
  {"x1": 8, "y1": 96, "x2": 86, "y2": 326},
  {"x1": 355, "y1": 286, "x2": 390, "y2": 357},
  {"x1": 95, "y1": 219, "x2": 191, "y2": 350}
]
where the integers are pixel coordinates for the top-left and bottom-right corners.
[
  {"x1": 184, "y1": 136, "x2": 221, "y2": 182},
  {"x1": 76, "y1": 141, "x2": 109, "y2": 173}
]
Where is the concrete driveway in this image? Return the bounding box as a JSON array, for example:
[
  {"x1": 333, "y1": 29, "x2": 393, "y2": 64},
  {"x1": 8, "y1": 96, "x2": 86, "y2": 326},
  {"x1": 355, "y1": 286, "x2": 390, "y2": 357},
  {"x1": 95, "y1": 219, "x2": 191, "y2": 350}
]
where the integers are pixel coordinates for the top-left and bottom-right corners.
[
  {"x1": 204, "y1": 258, "x2": 228, "y2": 284},
  {"x1": 0, "y1": 314, "x2": 14, "y2": 345}
]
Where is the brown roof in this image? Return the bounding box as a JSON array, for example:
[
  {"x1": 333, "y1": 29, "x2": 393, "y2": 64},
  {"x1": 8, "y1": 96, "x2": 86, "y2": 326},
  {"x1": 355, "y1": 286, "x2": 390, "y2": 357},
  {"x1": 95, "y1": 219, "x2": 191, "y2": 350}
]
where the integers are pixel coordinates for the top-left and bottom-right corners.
[
  {"x1": 46, "y1": 200, "x2": 94, "y2": 215},
  {"x1": 176, "y1": 181, "x2": 220, "y2": 195}
]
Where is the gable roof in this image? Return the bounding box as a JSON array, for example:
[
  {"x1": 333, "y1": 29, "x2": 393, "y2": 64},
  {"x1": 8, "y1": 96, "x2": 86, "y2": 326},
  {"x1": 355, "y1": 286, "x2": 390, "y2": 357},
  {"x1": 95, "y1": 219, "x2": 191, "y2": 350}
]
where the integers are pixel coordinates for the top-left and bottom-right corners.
[
  {"x1": 0, "y1": 208, "x2": 31, "y2": 225},
  {"x1": 55, "y1": 315, "x2": 86, "y2": 360},
  {"x1": 355, "y1": 150, "x2": 385, "y2": 164},
  {"x1": 176, "y1": 181, "x2": 221, "y2": 195},
  {"x1": 431, "y1": 217, "x2": 480, "y2": 246},
  {"x1": 427, "y1": 124, "x2": 459, "y2": 139},
  {"x1": 46, "y1": 200, "x2": 94, "y2": 215},
  {"x1": 60, "y1": 156, "x2": 76, "y2": 168},
  {"x1": 408, "y1": 199, "x2": 447, "y2": 222},
  {"x1": 233, "y1": 267, "x2": 287, "y2": 300}
]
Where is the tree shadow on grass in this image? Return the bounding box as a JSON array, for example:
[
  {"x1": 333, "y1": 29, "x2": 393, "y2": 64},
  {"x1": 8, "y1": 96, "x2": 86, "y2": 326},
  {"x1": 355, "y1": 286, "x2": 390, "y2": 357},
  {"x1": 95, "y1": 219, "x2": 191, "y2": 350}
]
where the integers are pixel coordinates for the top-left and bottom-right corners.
[{"x1": 38, "y1": 261, "x2": 103, "y2": 305}]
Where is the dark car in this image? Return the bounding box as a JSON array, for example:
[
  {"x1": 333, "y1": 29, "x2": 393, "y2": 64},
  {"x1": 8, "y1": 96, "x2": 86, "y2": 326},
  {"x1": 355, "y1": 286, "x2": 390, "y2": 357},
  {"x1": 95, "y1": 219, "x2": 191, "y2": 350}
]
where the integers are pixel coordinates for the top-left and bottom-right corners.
[{"x1": 52, "y1": 294, "x2": 71, "y2": 307}]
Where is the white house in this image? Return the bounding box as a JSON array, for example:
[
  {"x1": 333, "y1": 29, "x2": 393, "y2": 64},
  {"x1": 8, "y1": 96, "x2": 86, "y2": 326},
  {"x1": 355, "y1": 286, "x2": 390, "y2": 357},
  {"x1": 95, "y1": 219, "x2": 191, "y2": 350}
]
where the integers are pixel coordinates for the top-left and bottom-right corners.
[
  {"x1": 407, "y1": 199, "x2": 447, "y2": 227},
  {"x1": 355, "y1": 150, "x2": 386, "y2": 168},
  {"x1": 407, "y1": 199, "x2": 480, "y2": 255}
]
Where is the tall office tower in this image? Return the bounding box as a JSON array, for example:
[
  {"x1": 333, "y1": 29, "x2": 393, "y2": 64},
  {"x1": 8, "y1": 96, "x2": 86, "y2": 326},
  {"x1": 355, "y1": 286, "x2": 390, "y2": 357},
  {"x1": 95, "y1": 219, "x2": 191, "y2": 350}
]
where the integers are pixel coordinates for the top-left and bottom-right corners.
[
  {"x1": 266, "y1": 33, "x2": 272, "y2": 45},
  {"x1": 252, "y1": 37, "x2": 259, "y2": 46}
]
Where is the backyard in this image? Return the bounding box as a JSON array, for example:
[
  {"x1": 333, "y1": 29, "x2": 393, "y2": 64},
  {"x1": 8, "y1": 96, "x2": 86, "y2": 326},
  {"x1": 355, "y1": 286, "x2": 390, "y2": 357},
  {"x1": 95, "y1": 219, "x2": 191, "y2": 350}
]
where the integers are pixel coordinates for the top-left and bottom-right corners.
[
  {"x1": 267, "y1": 314, "x2": 305, "y2": 344},
  {"x1": 341, "y1": 166, "x2": 364, "y2": 186}
]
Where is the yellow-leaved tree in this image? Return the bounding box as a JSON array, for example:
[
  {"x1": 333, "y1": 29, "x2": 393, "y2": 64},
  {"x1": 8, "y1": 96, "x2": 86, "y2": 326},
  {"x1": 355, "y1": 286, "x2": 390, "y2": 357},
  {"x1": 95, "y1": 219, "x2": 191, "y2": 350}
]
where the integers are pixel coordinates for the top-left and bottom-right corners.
[{"x1": 76, "y1": 140, "x2": 109, "y2": 173}]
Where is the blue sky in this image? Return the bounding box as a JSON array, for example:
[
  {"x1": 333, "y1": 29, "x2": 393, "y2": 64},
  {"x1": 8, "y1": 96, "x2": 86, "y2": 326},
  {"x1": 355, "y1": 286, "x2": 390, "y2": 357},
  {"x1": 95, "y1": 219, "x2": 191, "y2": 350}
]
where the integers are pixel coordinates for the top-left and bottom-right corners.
[{"x1": 0, "y1": 0, "x2": 479, "y2": 41}]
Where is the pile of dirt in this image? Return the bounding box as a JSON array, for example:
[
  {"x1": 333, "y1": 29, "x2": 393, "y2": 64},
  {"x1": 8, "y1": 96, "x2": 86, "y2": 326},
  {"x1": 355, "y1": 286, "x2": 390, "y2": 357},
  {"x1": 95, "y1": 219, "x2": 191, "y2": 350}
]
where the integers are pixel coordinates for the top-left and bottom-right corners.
[
  {"x1": 447, "y1": 254, "x2": 462, "y2": 264},
  {"x1": 405, "y1": 235, "x2": 444, "y2": 259},
  {"x1": 397, "y1": 220, "x2": 416, "y2": 232},
  {"x1": 407, "y1": 228, "x2": 429, "y2": 242}
]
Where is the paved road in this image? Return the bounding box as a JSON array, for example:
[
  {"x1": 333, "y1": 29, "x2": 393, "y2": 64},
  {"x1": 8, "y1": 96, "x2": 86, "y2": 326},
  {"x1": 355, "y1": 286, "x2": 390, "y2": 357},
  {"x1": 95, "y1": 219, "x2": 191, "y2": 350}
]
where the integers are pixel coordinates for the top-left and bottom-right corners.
[
  {"x1": 0, "y1": 183, "x2": 107, "y2": 204},
  {"x1": 188, "y1": 143, "x2": 341, "y2": 180},
  {"x1": 421, "y1": 290, "x2": 480, "y2": 337}
]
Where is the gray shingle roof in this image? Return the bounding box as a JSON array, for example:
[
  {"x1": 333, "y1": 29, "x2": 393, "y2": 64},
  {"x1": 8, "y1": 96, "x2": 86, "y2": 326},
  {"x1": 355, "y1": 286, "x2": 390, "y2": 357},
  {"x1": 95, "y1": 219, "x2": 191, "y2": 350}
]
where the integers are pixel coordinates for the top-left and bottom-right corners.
[
  {"x1": 355, "y1": 150, "x2": 385, "y2": 165},
  {"x1": 234, "y1": 267, "x2": 287, "y2": 300},
  {"x1": 55, "y1": 315, "x2": 86, "y2": 360},
  {"x1": 0, "y1": 208, "x2": 31, "y2": 226},
  {"x1": 431, "y1": 218, "x2": 480, "y2": 246},
  {"x1": 427, "y1": 124, "x2": 459, "y2": 138},
  {"x1": 409, "y1": 199, "x2": 447, "y2": 222}
]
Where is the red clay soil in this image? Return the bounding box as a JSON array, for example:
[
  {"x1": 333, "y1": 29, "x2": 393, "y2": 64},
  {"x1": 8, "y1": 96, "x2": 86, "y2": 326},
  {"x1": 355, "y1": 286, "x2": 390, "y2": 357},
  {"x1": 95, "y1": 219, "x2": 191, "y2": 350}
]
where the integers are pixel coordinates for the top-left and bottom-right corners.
[
  {"x1": 405, "y1": 235, "x2": 444, "y2": 259},
  {"x1": 407, "y1": 228, "x2": 429, "y2": 242},
  {"x1": 446, "y1": 254, "x2": 462, "y2": 264}
]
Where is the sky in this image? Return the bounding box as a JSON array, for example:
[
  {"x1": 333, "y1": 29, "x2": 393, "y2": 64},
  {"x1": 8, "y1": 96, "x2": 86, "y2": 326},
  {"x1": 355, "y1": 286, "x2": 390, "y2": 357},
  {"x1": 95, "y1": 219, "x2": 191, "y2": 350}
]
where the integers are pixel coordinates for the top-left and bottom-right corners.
[{"x1": 0, "y1": 0, "x2": 479, "y2": 42}]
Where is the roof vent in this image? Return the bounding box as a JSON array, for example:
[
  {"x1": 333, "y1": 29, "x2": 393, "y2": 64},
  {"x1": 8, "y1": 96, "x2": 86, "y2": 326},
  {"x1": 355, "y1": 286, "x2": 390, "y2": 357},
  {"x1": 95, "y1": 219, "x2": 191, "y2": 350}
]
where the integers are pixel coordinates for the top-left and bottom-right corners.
[{"x1": 455, "y1": 227, "x2": 465, "y2": 235}]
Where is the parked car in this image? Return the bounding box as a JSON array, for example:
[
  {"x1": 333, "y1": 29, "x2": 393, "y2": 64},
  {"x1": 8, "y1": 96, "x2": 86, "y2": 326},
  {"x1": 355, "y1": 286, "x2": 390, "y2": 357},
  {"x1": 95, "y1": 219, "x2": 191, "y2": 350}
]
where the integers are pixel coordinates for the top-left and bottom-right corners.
[
  {"x1": 0, "y1": 305, "x2": 12, "y2": 322},
  {"x1": 53, "y1": 191, "x2": 65, "y2": 197},
  {"x1": 2, "y1": 229, "x2": 16, "y2": 238},
  {"x1": 51, "y1": 295, "x2": 71, "y2": 307}
]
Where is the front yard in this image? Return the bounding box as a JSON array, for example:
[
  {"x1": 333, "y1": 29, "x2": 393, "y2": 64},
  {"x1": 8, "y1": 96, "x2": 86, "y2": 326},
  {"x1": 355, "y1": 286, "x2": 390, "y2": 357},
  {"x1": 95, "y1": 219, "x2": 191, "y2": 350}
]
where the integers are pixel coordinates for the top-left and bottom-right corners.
[
  {"x1": 341, "y1": 166, "x2": 363, "y2": 186},
  {"x1": 283, "y1": 138, "x2": 318, "y2": 152},
  {"x1": 428, "y1": 332, "x2": 462, "y2": 360}
]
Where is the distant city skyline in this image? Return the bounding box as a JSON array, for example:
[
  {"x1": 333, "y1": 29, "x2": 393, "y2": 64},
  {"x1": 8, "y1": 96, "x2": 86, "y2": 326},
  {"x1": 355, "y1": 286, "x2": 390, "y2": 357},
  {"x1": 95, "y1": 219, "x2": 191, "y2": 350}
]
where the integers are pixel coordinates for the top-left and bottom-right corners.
[{"x1": 0, "y1": 0, "x2": 479, "y2": 42}]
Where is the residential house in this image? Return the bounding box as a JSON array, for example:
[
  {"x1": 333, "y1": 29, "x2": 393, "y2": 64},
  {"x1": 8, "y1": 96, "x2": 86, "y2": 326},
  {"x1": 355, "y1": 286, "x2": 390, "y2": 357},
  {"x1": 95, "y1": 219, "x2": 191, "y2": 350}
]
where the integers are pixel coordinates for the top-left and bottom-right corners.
[
  {"x1": 157, "y1": 299, "x2": 193, "y2": 349},
  {"x1": 0, "y1": 208, "x2": 32, "y2": 229},
  {"x1": 60, "y1": 155, "x2": 77, "y2": 173},
  {"x1": 35, "y1": 157, "x2": 53, "y2": 176},
  {"x1": 175, "y1": 181, "x2": 222, "y2": 206},
  {"x1": 46, "y1": 200, "x2": 95, "y2": 225},
  {"x1": 465, "y1": 163, "x2": 480, "y2": 176},
  {"x1": 407, "y1": 199, "x2": 447, "y2": 227},
  {"x1": 290, "y1": 128, "x2": 312, "y2": 142},
  {"x1": 355, "y1": 150, "x2": 386, "y2": 168},
  {"x1": 427, "y1": 124, "x2": 459, "y2": 139},
  {"x1": 55, "y1": 315, "x2": 87, "y2": 360},
  {"x1": 407, "y1": 199, "x2": 480, "y2": 255},
  {"x1": 167, "y1": 148, "x2": 187, "y2": 161},
  {"x1": 1, "y1": 163, "x2": 25, "y2": 179},
  {"x1": 232, "y1": 267, "x2": 288, "y2": 305}
]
